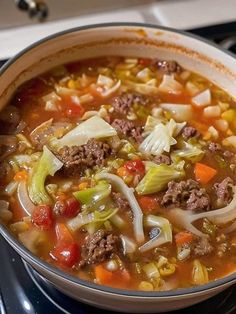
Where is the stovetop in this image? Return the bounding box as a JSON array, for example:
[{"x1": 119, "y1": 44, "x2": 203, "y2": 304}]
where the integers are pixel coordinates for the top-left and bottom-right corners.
[{"x1": 1, "y1": 23, "x2": 236, "y2": 314}]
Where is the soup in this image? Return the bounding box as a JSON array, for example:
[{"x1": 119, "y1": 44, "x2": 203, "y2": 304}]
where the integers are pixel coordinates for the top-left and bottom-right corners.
[{"x1": 0, "y1": 56, "x2": 236, "y2": 291}]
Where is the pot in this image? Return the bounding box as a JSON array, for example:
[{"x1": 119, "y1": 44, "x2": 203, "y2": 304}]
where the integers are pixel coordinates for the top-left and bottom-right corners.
[{"x1": 0, "y1": 23, "x2": 236, "y2": 313}]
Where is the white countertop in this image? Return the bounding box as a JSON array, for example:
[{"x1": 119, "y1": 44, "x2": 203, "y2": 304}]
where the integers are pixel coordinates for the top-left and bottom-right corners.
[{"x1": 0, "y1": 0, "x2": 236, "y2": 60}]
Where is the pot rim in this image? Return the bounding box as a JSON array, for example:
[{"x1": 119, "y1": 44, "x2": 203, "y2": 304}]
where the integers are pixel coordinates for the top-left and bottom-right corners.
[{"x1": 0, "y1": 22, "x2": 235, "y2": 298}]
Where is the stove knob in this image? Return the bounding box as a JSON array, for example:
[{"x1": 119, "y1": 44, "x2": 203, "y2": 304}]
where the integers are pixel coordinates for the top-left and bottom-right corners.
[{"x1": 15, "y1": 0, "x2": 48, "y2": 21}]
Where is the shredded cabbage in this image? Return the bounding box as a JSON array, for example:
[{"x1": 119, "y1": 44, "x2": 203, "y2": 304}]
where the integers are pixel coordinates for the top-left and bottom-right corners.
[
  {"x1": 73, "y1": 181, "x2": 111, "y2": 208},
  {"x1": 28, "y1": 146, "x2": 63, "y2": 205},
  {"x1": 125, "y1": 80, "x2": 159, "y2": 95},
  {"x1": 171, "y1": 141, "x2": 204, "y2": 163},
  {"x1": 139, "y1": 119, "x2": 185, "y2": 156},
  {"x1": 136, "y1": 163, "x2": 185, "y2": 195},
  {"x1": 67, "y1": 208, "x2": 118, "y2": 232},
  {"x1": 92, "y1": 77, "x2": 121, "y2": 98},
  {"x1": 51, "y1": 116, "x2": 117, "y2": 149},
  {"x1": 96, "y1": 172, "x2": 144, "y2": 243},
  {"x1": 143, "y1": 115, "x2": 166, "y2": 135}
]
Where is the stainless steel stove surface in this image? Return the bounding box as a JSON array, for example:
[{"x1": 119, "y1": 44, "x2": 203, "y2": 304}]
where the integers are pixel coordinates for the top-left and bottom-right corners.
[{"x1": 1, "y1": 23, "x2": 236, "y2": 314}]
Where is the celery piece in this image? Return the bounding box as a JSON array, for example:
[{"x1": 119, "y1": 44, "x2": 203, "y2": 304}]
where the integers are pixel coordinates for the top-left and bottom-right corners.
[
  {"x1": 73, "y1": 181, "x2": 111, "y2": 206},
  {"x1": 136, "y1": 164, "x2": 184, "y2": 195},
  {"x1": 28, "y1": 146, "x2": 63, "y2": 205}
]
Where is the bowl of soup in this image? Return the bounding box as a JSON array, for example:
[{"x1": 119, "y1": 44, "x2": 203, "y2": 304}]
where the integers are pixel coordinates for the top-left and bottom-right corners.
[{"x1": 0, "y1": 23, "x2": 236, "y2": 313}]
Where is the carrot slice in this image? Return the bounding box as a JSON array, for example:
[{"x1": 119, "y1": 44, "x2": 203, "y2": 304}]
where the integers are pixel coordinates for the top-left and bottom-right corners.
[
  {"x1": 14, "y1": 170, "x2": 28, "y2": 181},
  {"x1": 175, "y1": 231, "x2": 194, "y2": 246},
  {"x1": 194, "y1": 162, "x2": 217, "y2": 184},
  {"x1": 95, "y1": 265, "x2": 113, "y2": 285},
  {"x1": 95, "y1": 265, "x2": 131, "y2": 287}
]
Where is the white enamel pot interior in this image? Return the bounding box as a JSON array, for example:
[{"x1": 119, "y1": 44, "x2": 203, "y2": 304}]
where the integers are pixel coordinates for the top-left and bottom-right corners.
[{"x1": 0, "y1": 23, "x2": 236, "y2": 313}]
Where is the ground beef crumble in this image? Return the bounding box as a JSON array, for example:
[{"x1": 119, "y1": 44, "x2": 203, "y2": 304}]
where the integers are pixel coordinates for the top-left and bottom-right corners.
[
  {"x1": 153, "y1": 154, "x2": 171, "y2": 165},
  {"x1": 151, "y1": 59, "x2": 182, "y2": 74},
  {"x1": 112, "y1": 192, "x2": 133, "y2": 219},
  {"x1": 182, "y1": 126, "x2": 199, "y2": 140},
  {"x1": 193, "y1": 237, "x2": 214, "y2": 256},
  {"x1": 214, "y1": 177, "x2": 233, "y2": 207},
  {"x1": 57, "y1": 139, "x2": 114, "y2": 177},
  {"x1": 111, "y1": 119, "x2": 143, "y2": 143},
  {"x1": 79, "y1": 229, "x2": 120, "y2": 267},
  {"x1": 161, "y1": 179, "x2": 211, "y2": 212},
  {"x1": 112, "y1": 92, "x2": 149, "y2": 115}
]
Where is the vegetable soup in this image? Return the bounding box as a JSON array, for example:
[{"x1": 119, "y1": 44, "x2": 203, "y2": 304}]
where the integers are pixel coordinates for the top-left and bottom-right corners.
[{"x1": 0, "y1": 56, "x2": 236, "y2": 291}]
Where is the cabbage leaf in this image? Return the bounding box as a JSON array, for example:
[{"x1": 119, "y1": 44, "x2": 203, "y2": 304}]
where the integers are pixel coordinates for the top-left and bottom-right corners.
[
  {"x1": 136, "y1": 163, "x2": 185, "y2": 195},
  {"x1": 67, "y1": 207, "x2": 118, "y2": 232},
  {"x1": 139, "y1": 119, "x2": 185, "y2": 156},
  {"x1": 28, "y1": 146, "x2": 63, "y2": 205},
  {"x1": 171, "y1": 141, "x2": 204, "y2": 163},
  {"x1": 51, "y1": 116, "x2": 117, "y2": 149},
  {"x1": 73, "y1": 181, "x2": 111, "y2": 207}
]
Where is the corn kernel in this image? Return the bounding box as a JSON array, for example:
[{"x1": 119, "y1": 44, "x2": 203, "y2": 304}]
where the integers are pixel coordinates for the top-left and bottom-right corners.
[
  {"x1": 67, "y1": 79, "x2": 76, "y2": 89},
  {"x1": 78, "y1": 182, "x2": 89, "y2": 190}
]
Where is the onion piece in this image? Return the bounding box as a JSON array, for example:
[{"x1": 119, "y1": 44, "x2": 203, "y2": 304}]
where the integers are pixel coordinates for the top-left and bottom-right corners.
[
  {"x1": 139, "y1": 230, "x2": 167, "y2": 253},
  {"x1": 4, "y1": 181, "x2": 18, "y2": 196},
  {"x1": 96, "y1": 173, "x2": 144, "y2": 243},
  {"x1": 139, "y1": 215, "x2": 173, "y2": 252},
  {"x1": 17, "y1": 181, "x2": 35, "y2": 215},
  {"x1": 203, "y1": 106, "x2": 221, "y2": 118},
  {"x1": 120, "y1": 235, "x2": 137, "y2": 254},
  {"x1": 160, "y1": 103, "x2": 193, "y2": 122},
  {"x1": 158, "y1": 75, "x2": 183, "y2": 94},
  {"x1": 192, "y1": 89, "x2": 211, "y2": 107},
  {"x1": 167, "y1": 186, "x2": 236, "y2": 237}
]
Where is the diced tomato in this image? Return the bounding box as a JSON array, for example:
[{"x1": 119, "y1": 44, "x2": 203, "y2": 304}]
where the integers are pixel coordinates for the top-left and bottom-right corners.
[
  {"x1": 55, "y1": 223, "x2": 74, "y2": 244},
  {"x1": 138, "y1": 196, "x2": 159, "y2": 213},
  {"x1": 51, "y1": 242, "x2": 80, "y2": 268},
  {"x1": 66, "y1": 104, "x2": 85, "y2": 117},
  {"x1": 32, "y1": 205, "x2": 54, "y2": 230},
  {"x1": 124, "y1": 159, "x2": 145, "y2": 175},
  {"x1": 63, "y1": 197, "x2": 81, "y2": 218},
  {"x1": 138, "y1": 58, "x2": 151, "y2": 66}
]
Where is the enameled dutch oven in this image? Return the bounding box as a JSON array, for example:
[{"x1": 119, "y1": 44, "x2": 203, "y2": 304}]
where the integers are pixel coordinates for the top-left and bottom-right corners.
[{"x1": 0, "y1": 23, "x2": 236, "y2": 313}]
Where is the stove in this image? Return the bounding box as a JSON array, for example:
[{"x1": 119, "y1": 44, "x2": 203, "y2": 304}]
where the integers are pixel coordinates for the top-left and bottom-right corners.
[{"x1": 1, "y1": 12, "x2": 236, "y2": 314}]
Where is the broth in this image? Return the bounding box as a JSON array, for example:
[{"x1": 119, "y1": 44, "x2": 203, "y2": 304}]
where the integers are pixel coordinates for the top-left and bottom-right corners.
[{"x1": 0, "y1": 56, "x2": 236, "y2": 291}]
